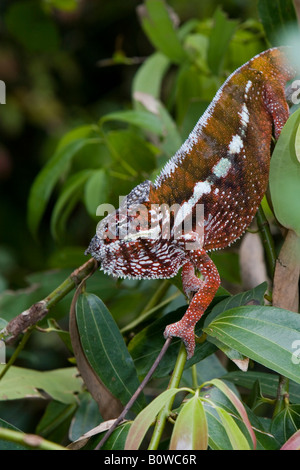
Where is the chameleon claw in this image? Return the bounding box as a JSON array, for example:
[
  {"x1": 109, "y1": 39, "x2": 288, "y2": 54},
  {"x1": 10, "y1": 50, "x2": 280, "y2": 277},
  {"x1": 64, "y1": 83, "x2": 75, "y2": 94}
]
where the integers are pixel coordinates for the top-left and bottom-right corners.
[{"x1": 164, "y1": 321, "x2": 196, "y2": 360}]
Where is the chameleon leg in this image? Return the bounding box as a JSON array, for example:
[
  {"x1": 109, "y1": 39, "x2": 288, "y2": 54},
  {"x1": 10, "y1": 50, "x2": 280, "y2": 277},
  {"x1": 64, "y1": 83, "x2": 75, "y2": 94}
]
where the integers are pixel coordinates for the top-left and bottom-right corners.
[{"x1": 164, "y1": 250, "x2": 220, "y2": 359}]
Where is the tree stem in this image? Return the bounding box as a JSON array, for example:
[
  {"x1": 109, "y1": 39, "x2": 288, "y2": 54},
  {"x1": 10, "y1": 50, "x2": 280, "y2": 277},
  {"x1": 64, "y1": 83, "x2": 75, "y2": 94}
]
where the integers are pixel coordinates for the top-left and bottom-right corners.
[
  {"x1": 0, "y1": 427, "x2": 67, "y2": 450},
  {"x1": 256, "y1": 205, "x2": 277, "y2": 277},
  {"x1": 148, "y1": 343, "x2": 187, "y2": 450}
]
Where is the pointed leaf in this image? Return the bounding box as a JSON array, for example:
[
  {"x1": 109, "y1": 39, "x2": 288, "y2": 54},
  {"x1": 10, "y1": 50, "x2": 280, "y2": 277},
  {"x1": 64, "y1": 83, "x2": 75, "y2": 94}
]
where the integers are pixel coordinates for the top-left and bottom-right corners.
[
  {"x1": 51, "y1": 170, "x2": 92, "y2": 239},
  {"x1": 295, "y1": 122, "x2": 300, "y2": 163},
  {"x1": 100, "y1": 110, "x2": 163, "y2": 135},
  {"x1": 271, "y1": 405, "x2": 300, "y2": 446},
  {"x1": 0, "y1": 366, "x2": 82, "y2": 404},
  {"x1": 138, "y1": 0, "x2": 187, "y2": 64},
  {"x1": 215, "y1": 407, "x2": 251, "y2": 450},
  {"x1": 75, "y1": 292, "x2": 145, "y2": 413},
  {"x1": 204, "y1": 305, "x2": 300, "y2": 384},
  {"x1": 223, "y1": 370, "x2": 300, "y2": 404},
  {"x1": 207, "y1": 8, "x2": 238, "y2": 75},
  {"x1": 133, "y1": 52, "x2": 170, "y2": 103},
  {"x1": 84, "y1": 169, "x2": 110, "y2": 219},
  {"x1": 28, "y1": 131, "x2": 99, "y2": 237},
  {"x1": 204, "y1": 378, "x2": 256, "y2": 449},
  {"x1": 269, "y1": 107, "x2": 300, "y2": 236},
  {"x1": 169, "y1": 394, "x2": 208, "y2": 450}
]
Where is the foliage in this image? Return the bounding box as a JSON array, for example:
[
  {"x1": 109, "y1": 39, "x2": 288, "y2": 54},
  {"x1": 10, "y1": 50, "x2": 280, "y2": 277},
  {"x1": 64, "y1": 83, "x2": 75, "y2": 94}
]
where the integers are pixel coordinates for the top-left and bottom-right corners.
[{"x1": 0, "y1": 0, "x2": 300, "y2": 451}]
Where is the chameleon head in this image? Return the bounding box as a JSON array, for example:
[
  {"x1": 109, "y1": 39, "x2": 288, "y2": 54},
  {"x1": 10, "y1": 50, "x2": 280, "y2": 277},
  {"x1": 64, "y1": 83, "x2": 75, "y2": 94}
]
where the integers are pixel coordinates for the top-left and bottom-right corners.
[{"x1": 85, "y1": 180, "x2": 187, "y2": 279}]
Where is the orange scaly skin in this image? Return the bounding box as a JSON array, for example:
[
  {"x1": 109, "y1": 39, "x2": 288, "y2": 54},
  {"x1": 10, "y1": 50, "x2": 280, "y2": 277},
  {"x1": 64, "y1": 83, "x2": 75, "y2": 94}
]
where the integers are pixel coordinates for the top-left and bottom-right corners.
[{"x1": 86, "y1": 48, "x2": 295, "y2": 359}]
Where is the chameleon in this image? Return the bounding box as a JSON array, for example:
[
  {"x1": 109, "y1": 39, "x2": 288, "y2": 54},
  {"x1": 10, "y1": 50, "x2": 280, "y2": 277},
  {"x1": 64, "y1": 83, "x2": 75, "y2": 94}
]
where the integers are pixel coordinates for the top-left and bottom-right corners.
[{"x1": 86, "y1": 47, "x2": 295, "y2": 359}]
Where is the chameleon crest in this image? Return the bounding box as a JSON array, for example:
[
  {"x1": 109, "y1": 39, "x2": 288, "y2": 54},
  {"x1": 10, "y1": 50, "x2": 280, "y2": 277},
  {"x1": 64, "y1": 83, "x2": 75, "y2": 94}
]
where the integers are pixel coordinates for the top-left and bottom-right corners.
[{"x1": 86, "y1": 48, "x2": 295, "y2": 359}]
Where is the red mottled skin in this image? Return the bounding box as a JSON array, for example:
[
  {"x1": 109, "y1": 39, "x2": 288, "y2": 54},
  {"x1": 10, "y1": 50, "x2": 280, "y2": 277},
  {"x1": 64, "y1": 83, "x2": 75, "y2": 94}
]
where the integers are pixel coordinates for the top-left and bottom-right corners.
[{"x1": 86, "y1": 48, "x2": 295, "y2": 359}]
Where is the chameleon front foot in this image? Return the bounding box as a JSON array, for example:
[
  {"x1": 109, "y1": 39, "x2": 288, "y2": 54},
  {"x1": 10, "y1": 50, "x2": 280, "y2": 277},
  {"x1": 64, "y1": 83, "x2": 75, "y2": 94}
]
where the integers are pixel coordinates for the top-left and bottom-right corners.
[{"x1": 164, "y1": 321, "x2": 196, "y2": 359}]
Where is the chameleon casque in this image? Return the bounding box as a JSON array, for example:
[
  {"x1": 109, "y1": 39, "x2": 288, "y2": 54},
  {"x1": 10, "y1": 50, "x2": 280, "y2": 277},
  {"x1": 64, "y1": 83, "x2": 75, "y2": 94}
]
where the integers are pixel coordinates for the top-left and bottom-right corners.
[{"x1": 86, "y1": 48, "x2": 295, "y2": 359}]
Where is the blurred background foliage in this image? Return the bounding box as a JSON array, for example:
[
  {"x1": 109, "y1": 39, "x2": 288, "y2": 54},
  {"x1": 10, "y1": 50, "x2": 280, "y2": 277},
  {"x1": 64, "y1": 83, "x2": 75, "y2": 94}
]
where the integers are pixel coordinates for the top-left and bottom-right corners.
[
  {"x1": 0, "y1": 0, "x2": 295, "y2": 441},
  {"x1": 0, "y1": 0, "x2": 261, "y2": 283}
]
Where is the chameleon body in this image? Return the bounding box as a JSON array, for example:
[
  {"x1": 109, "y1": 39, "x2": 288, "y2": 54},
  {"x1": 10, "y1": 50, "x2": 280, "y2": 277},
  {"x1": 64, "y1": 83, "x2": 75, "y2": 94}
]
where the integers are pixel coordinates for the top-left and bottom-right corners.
[{"x1": 86, "y1": 48, "x2": 295, "y2": 359}]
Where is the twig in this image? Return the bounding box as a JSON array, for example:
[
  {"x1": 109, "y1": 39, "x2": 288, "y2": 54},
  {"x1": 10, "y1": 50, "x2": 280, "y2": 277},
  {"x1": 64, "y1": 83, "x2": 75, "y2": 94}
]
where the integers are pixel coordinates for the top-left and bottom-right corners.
[
  {"x1": 95, "y1": 337, "x2": 173, "y2": 450},
  {"x1": 0, "y1": 427, "x2": 67, "y2": 450},
  {"x1": 0, "y1": 327, "x2": 33, "y2": 381},
  {"x1": 1, "y1": 258, "x2": 99, "y2": 344},
  {"x1": 273, "y1": 375, "x2": 289, "y2": 417}
]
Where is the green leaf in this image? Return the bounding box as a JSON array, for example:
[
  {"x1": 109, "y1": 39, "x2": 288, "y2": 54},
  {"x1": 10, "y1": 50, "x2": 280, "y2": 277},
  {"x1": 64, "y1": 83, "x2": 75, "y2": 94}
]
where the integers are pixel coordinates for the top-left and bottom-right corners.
[
  {"x1": 75, "y1": 292, "x2": 145, "y2": 413},
  {"x1": 169, "y1": 393, "x2": 208, "y2": 450},
  {"x1": 51, "y1": 170, "x2": 92, "y2": 239},
  {"x1": 203, "y1": 384, "x2": 277, "y2": 450},
  {"x1": 269, "y1": 108, "x2": 300, "y2": 236},
  {"x1": 204, "y1": 305, "x2": 300, "y2": 384},
  {"x1": 257, "y1": 0, "x2": 297, "y2": 46},
  {"x1": 133, "y1": 52, "x2": 170, "y2": 102},
  {"x1": 84, "y1": 169, "x2": 110, "y2": 219},
  {"x1": 222, "y1": 371, "x2": 300, "y2": 405},
  {"x1": 203, "y1": 379, "x2": 256, "y2": 449},
  {"x1": 204, "y1": 283, "x2": 267, "y2": 370},
  {"x1": 100, "y1": 422, "x2": 131, "y2": 450},
  {"x1": 69, "y1": 393, "x2": 103, "y2": 442},
  {"x1": 215, "y1": 407, "x2": 251, "y2": 450},
  {"x1": 28, "y1": 134, "x2": 99, "y2": 237},
  {"x1": 207, "y1": 8, "x2": 238, "y2": 75},
  {"x1": 36, "y1": 401, "x2": 76, "y2": 442},
  {"x1": 271, "y1": 404, "x2": 300, "y2": 446},
  {"x1": 138, "y1": 0, "x2": 187, "y2": 64},
  {"x1": 204, "y1": 406, "x2": 232, "y2": 450},
  {"x1": 106, "y1": 130, "x2": 157, "y2": 175},
  {"x1": 100, "y1": 110, "x2": 163, "y2": 136},
  {"x1": 175, "y1": 65, "x2": 202, "y2": 126},
  {"x1": 296, "y1": 122, "x2": 300, "y2": 163},
  {"x1": 0, "y1": 366, "x2": 82, "y2": 404},
  {"x1": 124, "y1": 388, "x2": 186, "y2": 450},
  {"x1": 204, "y1": 282, "x2": 267, "y2": 326}
]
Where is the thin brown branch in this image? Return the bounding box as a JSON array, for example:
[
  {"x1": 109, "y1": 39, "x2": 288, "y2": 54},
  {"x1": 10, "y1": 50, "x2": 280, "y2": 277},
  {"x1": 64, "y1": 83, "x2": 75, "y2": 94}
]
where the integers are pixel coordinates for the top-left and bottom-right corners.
[
  {"x1": 95, "y1": 337, "x2": 173, "y2": 450},
  {"x1": 1, "y1": 258, "x2": 99, "y2": 344}
]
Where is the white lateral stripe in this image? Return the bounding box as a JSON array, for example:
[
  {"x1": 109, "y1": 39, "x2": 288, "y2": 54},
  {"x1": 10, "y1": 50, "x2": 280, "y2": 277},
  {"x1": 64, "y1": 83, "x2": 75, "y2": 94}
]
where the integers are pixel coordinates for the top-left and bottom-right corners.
[
  {"x1": 212, "y1": 157, "x2": 232, "y2": 178},
  {"x1": 174, "y1": 181, "x2": 211, "y2": 227},
  {"x1": 228, "y1": 134, "x2": 244, "y2": 154}
]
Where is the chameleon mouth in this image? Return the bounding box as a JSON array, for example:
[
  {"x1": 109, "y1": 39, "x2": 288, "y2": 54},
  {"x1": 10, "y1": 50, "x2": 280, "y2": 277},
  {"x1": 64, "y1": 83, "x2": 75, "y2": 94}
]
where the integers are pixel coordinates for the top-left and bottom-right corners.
[{"x1": 85, "y1": 234, "x2": 102, "y2": 257}]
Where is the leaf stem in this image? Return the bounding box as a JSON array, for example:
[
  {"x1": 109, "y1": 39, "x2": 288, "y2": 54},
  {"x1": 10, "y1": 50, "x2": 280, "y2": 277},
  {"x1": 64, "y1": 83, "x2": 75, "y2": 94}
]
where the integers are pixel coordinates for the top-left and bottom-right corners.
[
  {"x1": 256, "y1": 205, "x2": 277, "y2": 276},
  {"x1": 148, "y1": 343, "x2": 187, "y2": 450},
  {"x1": 0, "y1": 427, "x2": 67, "y2": 450},
  {"x1": 273, "y1": 375, "x2": 290, "y2": 417}
]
